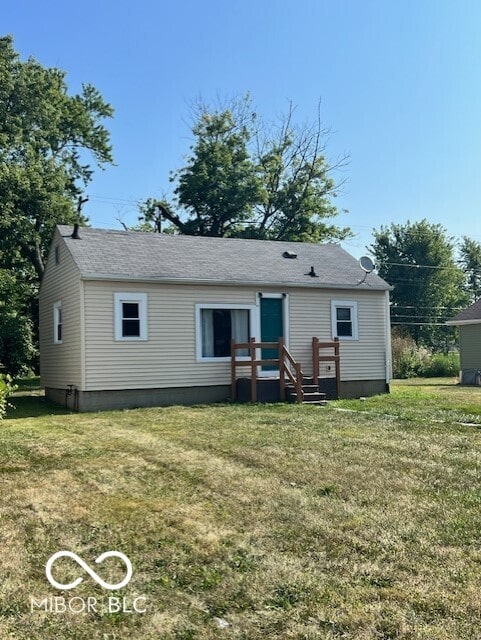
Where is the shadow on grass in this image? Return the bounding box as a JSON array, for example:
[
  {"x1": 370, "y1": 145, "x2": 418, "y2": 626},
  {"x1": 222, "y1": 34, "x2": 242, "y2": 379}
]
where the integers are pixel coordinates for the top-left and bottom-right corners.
[
  {"x1": 394, "y1": 382, "x2": 462, "y2": 389},
  {"x1": 14, "y1": 376, "x2": 41, "y2": 392},
  {"x1": 393, "y1": 378, "x2": 460, "y2": 387},
  {"x1": 5, "y1": 396, "x2": 73, "y2": 420}
]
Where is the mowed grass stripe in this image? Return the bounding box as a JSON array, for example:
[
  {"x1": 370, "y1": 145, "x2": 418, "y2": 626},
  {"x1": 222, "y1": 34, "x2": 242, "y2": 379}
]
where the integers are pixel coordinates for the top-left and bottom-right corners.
[{"x1": 0, "y1": 381, "x2": 481, "y2": 638}]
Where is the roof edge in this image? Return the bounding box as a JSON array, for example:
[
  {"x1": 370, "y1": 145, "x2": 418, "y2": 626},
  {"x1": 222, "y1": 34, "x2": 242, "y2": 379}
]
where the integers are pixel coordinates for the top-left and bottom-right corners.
[
  {"x1": 446, "y1": 318, "x2": 481, "y2": 326},
  {"x1": 80, "y1": 274, "x2": 392, "y2": 291}
]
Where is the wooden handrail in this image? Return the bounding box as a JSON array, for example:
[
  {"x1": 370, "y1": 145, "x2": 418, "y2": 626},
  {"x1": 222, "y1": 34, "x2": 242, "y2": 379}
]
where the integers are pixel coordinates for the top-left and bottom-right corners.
[
  {"x1": 232, "y1": 341, "x2": 279, "y2": 349},
  {"x1": 231, "y1": 337, "x2": 282, "y2": 402},
  {"x1": 280, "y1": 342, "x2": 303, "y2": 403},
  {"x1": 312, "y1": 337, "x2": 340, "y2": 399},
  {"x1": 231, "y1": 337, "x2": 304, "y2": 403}
]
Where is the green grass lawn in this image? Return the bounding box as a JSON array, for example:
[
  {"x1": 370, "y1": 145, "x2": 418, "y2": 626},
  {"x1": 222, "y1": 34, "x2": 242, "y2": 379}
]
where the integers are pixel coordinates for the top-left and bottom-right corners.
[
  {"x1": 334, "y1": 377, "x2": 481, "y2": 425},
  {"x1": 2, "y1": 380, "x2": 481, "y2": 639}
]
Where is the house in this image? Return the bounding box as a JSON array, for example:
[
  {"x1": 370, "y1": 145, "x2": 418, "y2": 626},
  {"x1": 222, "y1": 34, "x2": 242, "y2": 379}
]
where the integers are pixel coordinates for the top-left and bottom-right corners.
[
  {"x1": 446, "y1": 299, "x2": 481, "y2": 384},
  {"x1": 39, "y1": 225, "x2": 392, "y2": 411}
]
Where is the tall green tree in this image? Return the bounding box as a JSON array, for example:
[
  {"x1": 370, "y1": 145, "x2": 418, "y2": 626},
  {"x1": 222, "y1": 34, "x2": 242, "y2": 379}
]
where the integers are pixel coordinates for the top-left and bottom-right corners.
[
  {"x1": 0, "y1": 269, "x2": 35, "y2": 376},
  {"x1": 459, "y1": 236, "x2": 481, "y2": 303},
  {"x1": 171, "y1": 105, "x2": 261, "y2": 236},
  {"x1": 370, "y1": 219, "x2": 467, "y2": 349},
  {"x1": 0, "y1": 35, "x2": 114, "y2": 374},
  {"x1": 0, "y1": 35, "x2": 114, "y2": 278},
  {"x1": 143, "y1": 96, "x2": 351, "y2": 242},
  {"x1": 245, "y1": 101, "x2": 350, "y2": 242}
]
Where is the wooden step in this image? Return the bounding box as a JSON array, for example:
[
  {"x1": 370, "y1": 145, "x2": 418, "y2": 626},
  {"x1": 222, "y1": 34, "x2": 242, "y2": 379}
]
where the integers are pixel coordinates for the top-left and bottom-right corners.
[
  {"x1": 287, "y1": 390, "x2": 326, "y2": 400},
  {"x1": 286, "y1": 390, "x2": 327, "y2": 405},
  {"x1": 286, "y1": 384, "x2": 319, "y2": 393},
  {"x1": 301, "y1": 384, "x2": 320, "y2": 393},
  {"x1": 285, "y1": 376, "x2": 328, "y2": 405},
  {"x1": 302, "y1": 391, "x2": 327, "y2": 401}
]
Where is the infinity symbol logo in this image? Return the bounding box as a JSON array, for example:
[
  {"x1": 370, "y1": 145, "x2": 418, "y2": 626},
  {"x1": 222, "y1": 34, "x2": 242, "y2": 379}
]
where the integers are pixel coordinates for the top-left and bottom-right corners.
[{"x1": 46, "y1": 551, "x2": 133, "y2": 590}]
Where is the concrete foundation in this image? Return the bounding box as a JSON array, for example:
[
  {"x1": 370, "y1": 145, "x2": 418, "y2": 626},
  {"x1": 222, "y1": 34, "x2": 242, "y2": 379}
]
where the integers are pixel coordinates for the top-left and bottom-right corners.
[
  {"x1": 318, "y1": 377, "x2": 338, "y2": 400},
  {"x1": 45, "y1": 385, "x2": 231, "y2": 412},
  {"x1": 338, "y1": 379, "x2": 389, "y2": 398},
  {"x1": 236, "y1": 378, "x2": 281, "y2": 403},
  {"x1": 235, "y1": 377, "x2": 388, "y2": 403},
  {"x1": 46, "y1": 378, "x2": 389, "y2": 412}
]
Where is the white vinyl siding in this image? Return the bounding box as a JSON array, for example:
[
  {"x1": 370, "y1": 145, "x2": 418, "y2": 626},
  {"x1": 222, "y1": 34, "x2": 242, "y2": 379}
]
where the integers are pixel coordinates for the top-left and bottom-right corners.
[
  {"x1": 289, "y1": 288, "x2": 387, "y2": 381},
  {"x1": 84, "y1": 283, "x2": 258, "y2": 390},
  {"x1": 82, "y1": 282, "x2": 388, "y2": 390},
  {"x1": 39, "y1": 231, "x2": 83, "y2": 388}
]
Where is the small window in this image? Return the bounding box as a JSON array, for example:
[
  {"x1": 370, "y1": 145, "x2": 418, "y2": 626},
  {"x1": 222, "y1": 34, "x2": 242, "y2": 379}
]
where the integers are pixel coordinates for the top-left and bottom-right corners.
[
  {"x1": 331, "y1": 300, "x2": 358, "y2": 340},
  {"x1": 54, "y1": 245, "x2": 60, "y2": 265},
  {"x1": 53, "y1": 301, "x2": 62, "y2": 344},
  {"x1": 114, "y1": 293, "x2": 148, "y2": 341},
  {"x1": 336, "y1": 307, "x2": 353, "y2": 336},
  {"x1": 122, "y1": 302, "x2": 141, "y2": 337},
  {"x1": 196, "y1": 305, "x2": 253, "y2": 360}
]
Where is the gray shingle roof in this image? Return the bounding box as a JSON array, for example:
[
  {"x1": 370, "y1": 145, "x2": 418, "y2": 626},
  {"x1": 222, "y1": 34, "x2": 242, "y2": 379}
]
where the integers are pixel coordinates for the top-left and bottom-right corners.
[
  {"x1": 447, "y1": 298, "x2": 481, "y2": 324},
  {"x1": 56, "y1": 225, "x2": 391, "y2": 291}
]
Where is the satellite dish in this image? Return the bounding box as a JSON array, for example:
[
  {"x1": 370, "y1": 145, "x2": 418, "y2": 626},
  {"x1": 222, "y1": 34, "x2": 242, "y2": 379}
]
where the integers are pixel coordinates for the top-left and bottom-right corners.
[
  {"x1": 357, "y1": 256, "x2": 375, "y2": 285},
  {"x1": 359, "y1": 256, "x2": 375, "y2": 273}
]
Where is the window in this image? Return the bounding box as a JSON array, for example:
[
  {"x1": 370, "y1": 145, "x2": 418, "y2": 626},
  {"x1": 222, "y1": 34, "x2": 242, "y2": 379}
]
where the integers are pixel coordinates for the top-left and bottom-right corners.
[
  {"x1": 331, "y1": 300, "x2": 358, "y2": 340},
  {"x1": 196, "y1": 304, "x2": 253, "y2": 360},
  {"x1": 114, "y1": 293, "x2": 148, "y2": 341},
  {"x1": 54, "y1": 245, "x2": 60, "y2": 265},
  {"x1": 53, "y1": 301, "x2": 62, "y2": 343}
]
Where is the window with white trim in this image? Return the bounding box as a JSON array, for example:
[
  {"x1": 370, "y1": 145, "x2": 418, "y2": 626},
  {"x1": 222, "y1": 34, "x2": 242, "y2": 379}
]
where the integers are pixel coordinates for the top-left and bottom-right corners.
[
  {"x1": 114, "y1": 293, "x2": 148, "y2": 341},
  {"x1": 196, "y1": 304, "x2": 254, "y2": 360},
  {"x1": 53, "y1": 301, "x2": 62, "y2": 344},
  {"x1": 331, "y1": 300, "x2": 358, "y2": 340}
]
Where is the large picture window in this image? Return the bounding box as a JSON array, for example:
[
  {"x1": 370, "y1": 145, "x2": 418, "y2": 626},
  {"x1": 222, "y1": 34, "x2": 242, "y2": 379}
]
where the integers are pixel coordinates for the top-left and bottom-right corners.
[
  {"x1": 114, "y1": 293, "x2": 148, "y2": 341},
  {"x1": 196, "y1": 305, "x2": 253, "y2": 360},
  {"x1": 331, "y1": 300, "x2": 358, "y2": 340}
]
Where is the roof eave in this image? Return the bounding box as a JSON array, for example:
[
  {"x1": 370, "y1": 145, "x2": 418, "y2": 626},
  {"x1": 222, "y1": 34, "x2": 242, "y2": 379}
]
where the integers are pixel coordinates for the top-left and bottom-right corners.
[
  {"x1": 446, "y1": 318, "x2": 481, "y2": 326},
  {"x1": 79, "y1": 274, "x2": 392, "y2": 291}
]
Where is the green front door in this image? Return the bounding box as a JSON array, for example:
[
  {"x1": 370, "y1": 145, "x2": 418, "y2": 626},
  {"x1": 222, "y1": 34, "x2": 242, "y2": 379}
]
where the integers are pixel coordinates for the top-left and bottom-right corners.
[{"x1": 260, "y1": 297, "x2": 284, "y2": 372}]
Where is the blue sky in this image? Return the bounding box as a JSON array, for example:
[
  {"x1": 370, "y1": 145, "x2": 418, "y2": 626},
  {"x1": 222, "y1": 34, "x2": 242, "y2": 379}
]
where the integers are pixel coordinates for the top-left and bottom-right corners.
[{"x1": 4, "y1": 0, "x2": 481, "y2": 257}]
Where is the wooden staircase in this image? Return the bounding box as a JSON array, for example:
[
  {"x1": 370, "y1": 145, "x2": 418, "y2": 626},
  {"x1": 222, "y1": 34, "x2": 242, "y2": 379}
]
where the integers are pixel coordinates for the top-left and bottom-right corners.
[
  {"x1": 230, "y1": 337, "x2": 339, "y2": 404},
  {"x1": 286, "y1": 377, "x2": 328, "y2": 405}
]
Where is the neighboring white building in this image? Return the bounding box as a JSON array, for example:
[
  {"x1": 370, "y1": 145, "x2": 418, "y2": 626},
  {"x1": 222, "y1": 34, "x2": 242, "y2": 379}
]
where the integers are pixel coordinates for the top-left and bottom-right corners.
[{"x1": 39, "y1": 225, "x2": 392, "y2": 411}]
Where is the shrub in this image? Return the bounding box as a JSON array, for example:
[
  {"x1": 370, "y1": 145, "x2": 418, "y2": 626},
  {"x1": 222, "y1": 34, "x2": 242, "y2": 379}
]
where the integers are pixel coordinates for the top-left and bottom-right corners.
[
  {"x1": 0, "y1": 373, "x2": 17, "y2": 419},
  {"x1": 0, "y1": 270, "x2": 36, "y2": 377},
  {"x1": 392, "y1": 330, "x2": 428, "y2": 379},
  {"x1": 0, "y1": 313, "x2": 36, "y2": 377},
  {"x1": 422, "y1": 352, "x2": 460, "y2": 377},
  {"x1": 391, "y1": 328, "x2": 460, "y2": 379}
]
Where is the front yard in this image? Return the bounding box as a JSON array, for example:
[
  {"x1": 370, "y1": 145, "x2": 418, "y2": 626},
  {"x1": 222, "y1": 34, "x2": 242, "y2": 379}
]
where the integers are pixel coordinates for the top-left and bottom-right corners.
[{"x1": 2, "y1": 380, "x2": 481, "y2": 639}]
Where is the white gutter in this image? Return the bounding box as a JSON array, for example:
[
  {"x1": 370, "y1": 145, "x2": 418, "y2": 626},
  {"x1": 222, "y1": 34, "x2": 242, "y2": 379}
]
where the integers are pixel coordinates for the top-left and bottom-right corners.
[
  {"x1": 385, "y1": 291, "x2": 392, "y2": 384},
  {"x1": 79, "y1": 274, "x2": 392, "y2": 291},
  {"x1": 445, "y1": 319, "x2": 481, "y2": 326},
  {"x1": 80, "y1": 279, "x2": 86, "y2": 392}
]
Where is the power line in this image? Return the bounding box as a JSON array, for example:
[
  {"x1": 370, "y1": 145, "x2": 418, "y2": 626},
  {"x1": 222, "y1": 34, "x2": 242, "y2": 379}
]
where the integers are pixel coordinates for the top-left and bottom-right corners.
[
  {"x1": 380, "y1": 261, "x2": 481, "y2": 276},
  {"x1": 89, "y1": 194, "x2": 141, "y2": 205},
  {"x1": 392, "y1": 304, "x2": 463, "y2": 310},
  {"x1": 392, "y1": 316, "x2": 455, "y2": 320},
  {"x1": 383, "y1": 262, "x2": 460, "y2": 270},
  {"x1": 391, "y1": 321, "x2": 451, "y2": 326}
]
